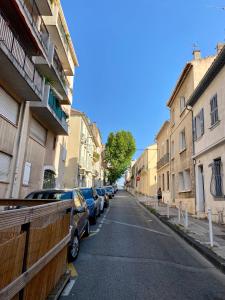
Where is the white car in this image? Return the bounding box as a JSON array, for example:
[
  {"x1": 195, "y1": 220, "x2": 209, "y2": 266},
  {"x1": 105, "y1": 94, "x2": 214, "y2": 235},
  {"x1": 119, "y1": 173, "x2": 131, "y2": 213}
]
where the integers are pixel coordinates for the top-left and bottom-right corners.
[{"x1": 96, "y1": 188, "x2": 105, "y2": 213}]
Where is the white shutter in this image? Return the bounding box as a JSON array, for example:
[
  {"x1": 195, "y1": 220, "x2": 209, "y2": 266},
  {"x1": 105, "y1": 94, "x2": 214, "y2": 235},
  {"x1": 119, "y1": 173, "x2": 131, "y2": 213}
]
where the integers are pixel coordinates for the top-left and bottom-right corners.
[
  {"x1": 0, "y1": 152, "x2": 11, "y2": 181},
  {"x1": 0, "y1": 88, "x2": 19, "y2": 125},
  {"x1": 30, "y1": 118, "x2": 47, "y2": 145},
  {"x1": 23, "y1": 162, "x2": 31, "y2": 185}
]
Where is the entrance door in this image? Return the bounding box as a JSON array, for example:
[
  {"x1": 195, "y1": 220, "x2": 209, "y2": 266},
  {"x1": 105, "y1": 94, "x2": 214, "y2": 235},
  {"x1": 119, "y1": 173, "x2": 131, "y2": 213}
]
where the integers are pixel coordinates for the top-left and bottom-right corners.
[{"x1": 197, "y1": 165, "x2": 205, "y2": 212}]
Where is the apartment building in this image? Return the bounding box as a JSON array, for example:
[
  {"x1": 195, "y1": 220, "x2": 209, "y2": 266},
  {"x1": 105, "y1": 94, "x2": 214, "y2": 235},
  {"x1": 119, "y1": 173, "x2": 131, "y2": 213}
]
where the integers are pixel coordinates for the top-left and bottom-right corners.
[
  {"x1": 90, "y1": 123, "x2": 104, "y2": 187},
  {"x1": 167, "y1": 49, "x2": 216, "y2": 213},
  {"x1": 65, "y1": 109, "x2": 103, "y2": 188},
  {"x1": 187, "y1": 44, "x2": 225, "y2": 222},
  {"x1": 155, "y1": 121, "x2": 170, "y2": 204},
  {"x1": 132, "y1": 144, "x2": 157, "y2": 197},
  {"x1": 0, "y1": 0, "x2": 78, "y2": 198}
]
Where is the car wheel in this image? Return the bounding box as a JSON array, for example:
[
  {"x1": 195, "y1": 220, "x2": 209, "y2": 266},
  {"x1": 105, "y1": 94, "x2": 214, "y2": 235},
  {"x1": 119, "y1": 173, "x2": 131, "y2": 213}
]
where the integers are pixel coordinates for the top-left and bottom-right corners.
[
  {"x1": 68, "y1": 234, "x2": 79, "y2": 262},
  {"x1": 84, "y1": 220, "x2": 90, "y2": 237}
]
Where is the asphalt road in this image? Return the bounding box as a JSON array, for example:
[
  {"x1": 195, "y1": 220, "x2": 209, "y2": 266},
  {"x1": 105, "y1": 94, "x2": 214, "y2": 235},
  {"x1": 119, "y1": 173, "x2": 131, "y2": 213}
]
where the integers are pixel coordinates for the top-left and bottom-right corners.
[{"x1": 61, "y1": 191, "x2": 225, "y2": 300}]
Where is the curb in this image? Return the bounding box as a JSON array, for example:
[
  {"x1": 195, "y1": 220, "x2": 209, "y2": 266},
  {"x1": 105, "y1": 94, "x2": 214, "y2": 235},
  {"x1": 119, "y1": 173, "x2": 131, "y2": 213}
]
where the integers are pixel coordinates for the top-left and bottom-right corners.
[{"x1": 140, "y1": 202, "x2": 225, "y2": 275}]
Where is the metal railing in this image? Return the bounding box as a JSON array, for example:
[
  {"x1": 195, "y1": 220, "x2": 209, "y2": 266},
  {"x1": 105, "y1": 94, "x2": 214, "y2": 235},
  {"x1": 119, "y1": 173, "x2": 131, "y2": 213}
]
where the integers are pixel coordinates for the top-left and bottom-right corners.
[
  {"x1": 48, "y1": 89, "x2": 68, "y2": 123},
  {"x1": 18, "y1": 0, "x2": 49, "y2": 52},
  {"x1": 53, "y1": 50, "x2": 70, "y2": 94},
  {"x1": 157, "y1": 153, "x2": 169, "y2": 169},
  {"x1": 0, "y1": 13, "x2": 43, "y2": 94}
]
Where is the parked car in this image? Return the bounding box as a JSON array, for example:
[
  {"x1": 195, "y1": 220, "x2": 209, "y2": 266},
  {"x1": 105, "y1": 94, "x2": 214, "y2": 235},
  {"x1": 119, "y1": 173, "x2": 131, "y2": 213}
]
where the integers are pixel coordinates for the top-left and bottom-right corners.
[
  {"x1": 105, "y1": 186, "x2": 114, "y2": 199},
  {"x1": 101, "y1": 187, "x2": 110, "y2": 208},
  {"x1": 79, "y1": 187, "x2": 101, "y2": 224},
  {"x1": 96, "y1": 188, "x2": 108, "y2": 212},
  {"x1": 25, "y1": 188, "x2": 90, "y2": 261}
]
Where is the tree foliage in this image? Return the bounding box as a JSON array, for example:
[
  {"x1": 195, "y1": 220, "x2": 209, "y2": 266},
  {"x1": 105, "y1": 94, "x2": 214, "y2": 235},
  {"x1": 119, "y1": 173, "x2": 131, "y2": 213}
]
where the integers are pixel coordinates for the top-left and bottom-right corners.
[{"x1": 104, "y1": 130, "x2": 136, "y2": 184}]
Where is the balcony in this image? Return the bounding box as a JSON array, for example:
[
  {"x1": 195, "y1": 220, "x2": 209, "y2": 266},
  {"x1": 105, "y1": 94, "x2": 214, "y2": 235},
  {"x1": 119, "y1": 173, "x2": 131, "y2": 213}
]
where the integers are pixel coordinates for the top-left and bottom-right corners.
[
  {"x1": 36, "y1": 0, "x2": 53, "y2": 16},
  {"x1": 30, "y1": 85, "x2": 68, "y2": 135},
  {"x1": 33, "y1": 48, "x2": 72, "y2": 104},
  {"x1": 16, "y1": 0, "x2": 50, "y2": 55},
  {"x1": 157, "y1": 153, "x2": 170, "y2": 170},
  {"x1": 42, "y1": 8, "x2": 75, "y2": 75},
  {"x1": 0, "y1": 13, "x2": 43, "y2": 101}
]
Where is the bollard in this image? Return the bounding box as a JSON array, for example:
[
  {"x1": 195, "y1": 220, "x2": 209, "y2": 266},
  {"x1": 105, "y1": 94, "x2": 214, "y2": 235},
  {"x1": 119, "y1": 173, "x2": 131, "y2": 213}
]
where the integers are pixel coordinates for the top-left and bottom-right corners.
[
  {"x1": 184, "y1": 207, "x2": 188, "y2": 230},
  {"x1": 208, "y1": 208, "x2": 214, "y2": 247},
  {"x1": 167, "y1": 202, "x2": 170, "y2": 219}
]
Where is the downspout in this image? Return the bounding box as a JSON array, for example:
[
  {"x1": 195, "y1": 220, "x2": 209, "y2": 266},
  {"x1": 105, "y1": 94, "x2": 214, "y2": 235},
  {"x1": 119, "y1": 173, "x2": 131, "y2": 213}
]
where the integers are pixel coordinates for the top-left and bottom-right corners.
[{"x1": 186, "y1": 105, "x2": 197, "y2": 214}]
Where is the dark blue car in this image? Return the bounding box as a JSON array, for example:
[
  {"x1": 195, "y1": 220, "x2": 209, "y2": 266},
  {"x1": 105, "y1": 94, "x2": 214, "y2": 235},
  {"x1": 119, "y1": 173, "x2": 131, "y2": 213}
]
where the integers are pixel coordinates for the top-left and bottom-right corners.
[{"x1": 79, "y1": 187, "x2": 101, "y2": 224}]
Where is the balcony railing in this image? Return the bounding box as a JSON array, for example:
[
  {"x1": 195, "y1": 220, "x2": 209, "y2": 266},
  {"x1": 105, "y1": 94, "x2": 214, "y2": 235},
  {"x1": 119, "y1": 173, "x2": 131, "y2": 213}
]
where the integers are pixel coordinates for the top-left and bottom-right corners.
[
  {"x1": 53, "y1": 51, "x2": 70, "y2": 93},
  {"x1": 157, "y1": 153, "x2": 170, "y2": 169},
  {"x1": 0, "y1": 13, "x2": 43, "y2": 94},
  {"x1": 57, "y1": 15, "x2": 69, "y2": 53},
  {"x1": 18, "y1": 0, "x2": 49, "y2": 52},
  {"x1": 48, "y1": 89, "x2": 68, "y2": 125}
]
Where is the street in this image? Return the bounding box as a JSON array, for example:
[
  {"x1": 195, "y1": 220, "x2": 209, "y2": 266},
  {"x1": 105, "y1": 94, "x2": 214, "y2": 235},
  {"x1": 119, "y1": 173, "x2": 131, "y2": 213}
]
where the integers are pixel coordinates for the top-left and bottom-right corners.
[{"x1": 61, "y1": 191, "x2": 225, "y2": 300}]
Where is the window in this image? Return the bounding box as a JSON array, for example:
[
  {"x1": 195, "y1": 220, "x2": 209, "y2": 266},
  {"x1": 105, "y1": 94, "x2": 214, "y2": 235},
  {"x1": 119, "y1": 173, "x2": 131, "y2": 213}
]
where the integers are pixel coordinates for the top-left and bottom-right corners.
[
  {"x1": 210, "y1": 158, "x2": 223, "y2": 197},
  {"x1": 210, "y1": 95, "x2": 219, "y2": 126},
  {"x1": 171, "y1": 141, "x2": 175, "y2": 158},
  {"x1": 180, "y1": 96, "x2": 186, "y2": 113},
  {"x1": 179, "y1": 130, "x2": 186, "y2": 152},
  {"x1": 166, "y1": 139, "x2": 169, "y2": 154},
  {"x1": 167, "y1": 171, "x2": 170, "y2": 190},
  {"x1": 179, "y1": 169, "x2": 191, "y2": 192},
  {"x1": 30, "y1": 118, "x2": 47, "y2": 145},
  {"x1": 0, "y1": 152, "x2": 11, "y2": 182},
  {"x1": 162, "y1": 173, "x2": 165, "y2": 191},
  {"x1": 0, "y1": 88, "x2": 19, "y2": 125},
  {"x1": 193, "y1": 109, "x2": 204, "y2": 140}
]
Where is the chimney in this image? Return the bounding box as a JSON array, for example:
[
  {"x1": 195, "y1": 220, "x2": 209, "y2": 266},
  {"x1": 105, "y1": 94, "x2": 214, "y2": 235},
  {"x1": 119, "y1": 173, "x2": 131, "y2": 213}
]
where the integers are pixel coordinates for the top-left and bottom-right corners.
[
  {"x1": 216, "y1": 43, "x2": 225, "y2": 54},
  {"x1": 192, "y1": 49, "x2": 201, "y2": 60}
]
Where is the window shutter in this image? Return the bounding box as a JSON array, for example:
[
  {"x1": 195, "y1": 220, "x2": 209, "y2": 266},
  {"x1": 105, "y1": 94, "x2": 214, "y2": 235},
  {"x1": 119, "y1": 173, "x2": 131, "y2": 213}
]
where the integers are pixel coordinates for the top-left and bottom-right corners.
[
  {"x1": 0, "y1": 152, "x2": 11, "y2": 181},
  {"x1": 0, "y1": 88, "x2": 19, "y2": 125},
  {"x1": 193, "y1": 118, "x2": 197, "y2": 141},
  {"x1": 200, "y1": 108, "x2": 204, "y2": 135}
]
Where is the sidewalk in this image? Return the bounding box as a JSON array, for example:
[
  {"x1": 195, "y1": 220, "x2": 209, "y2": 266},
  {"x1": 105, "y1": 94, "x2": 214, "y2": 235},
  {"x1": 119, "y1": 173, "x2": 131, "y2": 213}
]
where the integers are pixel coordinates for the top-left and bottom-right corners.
[{"x1": 136, "y1": 194, "x2": 225, "y2": 267}]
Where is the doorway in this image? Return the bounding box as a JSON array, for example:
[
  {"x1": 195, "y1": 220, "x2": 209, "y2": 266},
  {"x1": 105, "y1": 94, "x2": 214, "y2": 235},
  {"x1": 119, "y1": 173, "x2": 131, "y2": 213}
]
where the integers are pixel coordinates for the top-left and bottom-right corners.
[{"x1": 197, "y1": 165, "x2": 205, "y2": 212}]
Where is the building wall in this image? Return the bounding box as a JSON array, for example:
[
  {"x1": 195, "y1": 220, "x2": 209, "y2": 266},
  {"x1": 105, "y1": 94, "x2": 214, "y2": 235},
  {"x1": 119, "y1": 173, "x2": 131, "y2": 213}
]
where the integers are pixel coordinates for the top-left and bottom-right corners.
[
  {"x1": 193, "y1": 64, "x2": 225, "y2": 221},
  {"x1": 168, "y1": 57, "x2": 215, "y2": 214},
  {"x1": 156, "y1": 122, "x2": 170, "y2": 204},
  {"x1": 134, "y1": 144, "x2": 157, "y2": 197}
]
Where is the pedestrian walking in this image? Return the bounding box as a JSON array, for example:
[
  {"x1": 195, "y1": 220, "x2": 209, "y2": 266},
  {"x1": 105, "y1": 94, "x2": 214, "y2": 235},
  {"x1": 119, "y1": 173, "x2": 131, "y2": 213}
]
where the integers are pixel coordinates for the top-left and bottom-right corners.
[{"x1": 157, "y1": 187, "x2": 162, "y2": 206}]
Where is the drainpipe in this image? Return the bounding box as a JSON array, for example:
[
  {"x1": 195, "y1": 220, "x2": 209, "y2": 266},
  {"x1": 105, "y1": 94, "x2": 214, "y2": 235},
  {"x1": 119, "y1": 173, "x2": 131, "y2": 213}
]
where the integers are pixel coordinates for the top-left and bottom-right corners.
[{"x1": 186, "y1": 105, "x2": 197, "y2": 214}]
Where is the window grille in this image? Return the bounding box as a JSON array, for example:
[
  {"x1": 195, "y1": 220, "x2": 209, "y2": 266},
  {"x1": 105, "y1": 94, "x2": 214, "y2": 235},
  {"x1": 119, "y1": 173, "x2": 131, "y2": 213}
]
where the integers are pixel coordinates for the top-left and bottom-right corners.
[{"x1": 210, "y1": 159, "x2": 224, "y2": 198}]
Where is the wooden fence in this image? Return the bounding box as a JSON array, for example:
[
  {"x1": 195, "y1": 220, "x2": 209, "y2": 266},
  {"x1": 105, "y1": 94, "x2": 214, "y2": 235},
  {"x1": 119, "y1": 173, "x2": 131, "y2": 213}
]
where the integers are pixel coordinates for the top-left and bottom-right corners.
[{"x1": 0, "y1": 199, "x2": 74, "y2": 300}]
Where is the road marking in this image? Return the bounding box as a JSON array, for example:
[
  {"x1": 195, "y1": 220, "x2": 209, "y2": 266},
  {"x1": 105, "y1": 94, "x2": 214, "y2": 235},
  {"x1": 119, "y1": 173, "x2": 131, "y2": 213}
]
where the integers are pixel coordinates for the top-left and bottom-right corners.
[
  {"x1": 61, "y1": 279, "x2": 77, "y2": 296},
  {"x1": 68, "y1": 263, "x2": 78, "y2": 277},
  {"x1": 147, "y1": 219, "x2": 152, "y2": 222},
  {"x1": 105, "y1": 219, "x2": 170, "y2": 237}
]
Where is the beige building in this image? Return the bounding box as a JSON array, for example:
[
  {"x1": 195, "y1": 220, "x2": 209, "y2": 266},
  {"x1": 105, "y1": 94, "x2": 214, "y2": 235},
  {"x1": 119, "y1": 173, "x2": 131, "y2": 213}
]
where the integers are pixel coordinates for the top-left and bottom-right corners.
[
  {"x1": 0, "y1": 0, "x2": 78, "y2": 198},
  {"x1": 187, "y1": 44, "x2": 225, "y2": 222},
  {"x1": 65, "y1": 109, "x2": 104, "y2": 188},
  {"x1": 155, "y1": 121, "x2": 170, "y2": 204},
  {"x1": 167, "y1": 50, "x2": 216, "y2": 213},
  {"x1": 132, "y1": 144, "x2": 157, "y2": 196}
]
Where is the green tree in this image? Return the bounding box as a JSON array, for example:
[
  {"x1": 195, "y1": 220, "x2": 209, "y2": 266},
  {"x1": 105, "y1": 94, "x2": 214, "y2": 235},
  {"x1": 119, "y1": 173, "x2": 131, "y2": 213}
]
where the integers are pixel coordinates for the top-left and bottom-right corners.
[{"x1": 104, "y1": 130, "x2": 136, "y2": 184}]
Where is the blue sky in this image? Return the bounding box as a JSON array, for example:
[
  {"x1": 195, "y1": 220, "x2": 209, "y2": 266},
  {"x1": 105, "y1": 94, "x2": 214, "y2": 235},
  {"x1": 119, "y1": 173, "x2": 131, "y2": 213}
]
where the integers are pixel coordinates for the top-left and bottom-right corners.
[{"x1": 61, "y1": 0, "x2": 225, "y2": 158}]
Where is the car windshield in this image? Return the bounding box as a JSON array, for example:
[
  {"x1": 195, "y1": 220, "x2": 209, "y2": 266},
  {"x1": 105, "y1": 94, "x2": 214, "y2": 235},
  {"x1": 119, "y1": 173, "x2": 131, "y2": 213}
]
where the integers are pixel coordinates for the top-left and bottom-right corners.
[
  {"x1": 26, "y1": 191, "x2": 73, "y2": 200},
  {"x1": 80, "y1": 189, "x2": 93, "y2": 199}
]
